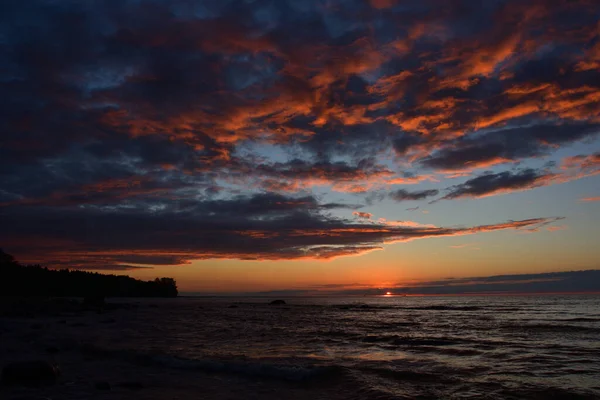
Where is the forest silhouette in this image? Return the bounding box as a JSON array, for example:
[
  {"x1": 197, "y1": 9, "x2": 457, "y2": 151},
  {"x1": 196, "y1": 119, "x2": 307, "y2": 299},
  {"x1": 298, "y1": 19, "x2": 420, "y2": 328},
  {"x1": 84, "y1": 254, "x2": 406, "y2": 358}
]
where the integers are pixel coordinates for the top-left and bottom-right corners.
[{"x1": 0, "y1": 250, "x2": 178, "y2": 298}]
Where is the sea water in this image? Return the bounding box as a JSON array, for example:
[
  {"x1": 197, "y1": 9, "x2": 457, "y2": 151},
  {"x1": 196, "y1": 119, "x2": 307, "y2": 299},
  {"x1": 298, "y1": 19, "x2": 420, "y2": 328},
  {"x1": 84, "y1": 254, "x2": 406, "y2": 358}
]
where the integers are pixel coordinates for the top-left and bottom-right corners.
[{"x1": 86, "y1": 294, "x2": 600, "y2": 399}]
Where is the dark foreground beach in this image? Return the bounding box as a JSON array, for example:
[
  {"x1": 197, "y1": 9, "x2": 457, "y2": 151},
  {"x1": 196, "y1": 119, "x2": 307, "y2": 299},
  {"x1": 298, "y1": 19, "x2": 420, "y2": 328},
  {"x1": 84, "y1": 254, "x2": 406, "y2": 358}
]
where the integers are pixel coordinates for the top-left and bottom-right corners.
[{"x1": 1, "y1": 295, "x2": 600, "y2": 400}]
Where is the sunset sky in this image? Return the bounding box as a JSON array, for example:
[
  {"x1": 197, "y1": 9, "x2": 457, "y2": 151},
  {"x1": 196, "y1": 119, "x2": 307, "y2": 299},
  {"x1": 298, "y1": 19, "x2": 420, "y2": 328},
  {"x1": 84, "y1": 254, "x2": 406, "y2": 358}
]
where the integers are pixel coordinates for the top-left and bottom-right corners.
[{"x1": 1, "y1": 0, "x2": 599, "y2": 293}]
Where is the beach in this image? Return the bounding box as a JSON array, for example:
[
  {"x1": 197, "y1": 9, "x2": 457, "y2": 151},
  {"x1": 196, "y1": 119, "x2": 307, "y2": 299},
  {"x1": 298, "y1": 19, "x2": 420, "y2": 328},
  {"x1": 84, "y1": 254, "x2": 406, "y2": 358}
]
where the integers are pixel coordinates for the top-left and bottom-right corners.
[{"x1": 1, "y1": 295, "x2": 600, "y2": 399}]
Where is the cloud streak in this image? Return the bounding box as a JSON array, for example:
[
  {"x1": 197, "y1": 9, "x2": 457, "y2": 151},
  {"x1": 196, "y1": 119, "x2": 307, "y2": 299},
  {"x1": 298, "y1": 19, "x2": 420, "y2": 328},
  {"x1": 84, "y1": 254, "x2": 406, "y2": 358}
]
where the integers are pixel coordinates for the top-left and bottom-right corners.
[
  {"x1": 439, "y1": 169, "x2": 554, "y2": 200},
  {"x1": 0, "y1": 191, "x2": 563, "y2": 269},
  {"x1": 580, "y1": 196, "x2": 600, "y2": 202},
  {"x1": 390, "y1": 189, "x2": 440, "y2": 202}
]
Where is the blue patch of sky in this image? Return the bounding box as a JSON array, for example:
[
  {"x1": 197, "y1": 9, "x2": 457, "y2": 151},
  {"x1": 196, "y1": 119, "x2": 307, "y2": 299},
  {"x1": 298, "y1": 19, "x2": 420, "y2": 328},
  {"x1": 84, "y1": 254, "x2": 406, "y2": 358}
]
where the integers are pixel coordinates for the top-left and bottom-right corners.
[
  {"x1": 320, "y1": 7, "x2": 364, "y2": 40},
  {"x1": 79, "y1": 65, "x2": 138, "y2": 93},
  {"x1": 172, "y1": 1, "x2": 224, "y2": 20},
  {"x1": 251, "y1": 3, "x2": 283, "y2": 32},
  {"x1": 354, "y1": 138, "x2": 598, "y2": 229},
  {"x1": 224, "y1": 54, "x2": 278, "y2": 91},
  {"x1": 235, "y1": 140, "x2": 290, "y2": 164}
]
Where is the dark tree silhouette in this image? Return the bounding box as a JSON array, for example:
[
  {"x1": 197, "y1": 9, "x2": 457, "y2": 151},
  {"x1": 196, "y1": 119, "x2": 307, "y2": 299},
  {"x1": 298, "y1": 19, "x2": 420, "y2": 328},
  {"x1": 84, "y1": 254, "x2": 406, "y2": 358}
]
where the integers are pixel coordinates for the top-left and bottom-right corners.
[
  {"x1": 0, "y1": 250, "x2": 15, "y2": 265},
  {"x1": 0, "y1": 249, "x2": 178, "y2": 298}
]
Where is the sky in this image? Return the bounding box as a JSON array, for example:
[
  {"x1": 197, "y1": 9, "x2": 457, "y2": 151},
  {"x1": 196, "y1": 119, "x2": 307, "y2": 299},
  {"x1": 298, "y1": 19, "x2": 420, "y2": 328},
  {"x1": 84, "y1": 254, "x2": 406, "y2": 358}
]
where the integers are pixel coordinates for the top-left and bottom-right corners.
[{"x1": 1, "y1": 0, "x2": 599, "y2": 294}]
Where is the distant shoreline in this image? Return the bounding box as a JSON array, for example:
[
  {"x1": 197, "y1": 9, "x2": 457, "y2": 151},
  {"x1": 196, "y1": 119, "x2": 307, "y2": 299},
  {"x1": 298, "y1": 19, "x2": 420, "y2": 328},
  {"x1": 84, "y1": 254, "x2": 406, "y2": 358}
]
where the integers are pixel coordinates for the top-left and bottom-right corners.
[{"x1": 0, "y1": 250, "x2": 178, "y2": 298}]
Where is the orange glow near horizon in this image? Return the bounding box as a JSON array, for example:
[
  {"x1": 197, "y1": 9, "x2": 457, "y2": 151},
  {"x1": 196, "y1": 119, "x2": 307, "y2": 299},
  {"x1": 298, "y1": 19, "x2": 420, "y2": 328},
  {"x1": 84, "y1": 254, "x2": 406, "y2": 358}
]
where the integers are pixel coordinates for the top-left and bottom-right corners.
[{"x1": 120, "y1": 226, "x2": 600, "y2": 293}]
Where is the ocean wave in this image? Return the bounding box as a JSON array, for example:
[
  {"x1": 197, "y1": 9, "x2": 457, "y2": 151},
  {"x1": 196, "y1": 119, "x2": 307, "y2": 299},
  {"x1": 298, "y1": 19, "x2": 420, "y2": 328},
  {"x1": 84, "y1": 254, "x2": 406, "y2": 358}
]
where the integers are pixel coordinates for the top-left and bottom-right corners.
[
  {"x1": 332, "y1": 304, "x2": 396, "y2": 311},
  {"x1": 362, "y1": 335, "x2": 462, "y2": 347},
  {"x1": 80, "y1": 344, "x2": 345, "y2": 382},
  {"x1": 154, "y1": 355, "x2": 345, "y2": 381},
  {"x1": 501, "y1": 323, "x2": 600, "y2": 333},
  {"x1": 502, "y1": 386, "x2": 600, "y2": 400},
  {"x1": 434, "y1": 347, "x2": 483, "y2": 356},
  {"x1": 561, "y1": 317, "x2": 600, "y2": 322},
  {"x1": 357, "y1": 366, "x2": 457, "y2": 383},
  {"x1": 404, "y1": 305, "x2": 483, "y2": 311},
  {"x1": 332, "y1": 304, "x2": 484, "y2": 312}
]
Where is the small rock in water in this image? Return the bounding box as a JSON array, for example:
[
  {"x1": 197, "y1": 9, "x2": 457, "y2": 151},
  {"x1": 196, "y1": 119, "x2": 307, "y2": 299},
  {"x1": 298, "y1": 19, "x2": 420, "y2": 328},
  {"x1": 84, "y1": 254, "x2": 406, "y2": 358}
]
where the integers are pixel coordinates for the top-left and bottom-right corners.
[
  {"x1": 95, "y1": 381, "x2": 111, "y2": 390},
  {"x1": 228, "y1": 304, "x2": 239, "y2": 308},
  {"x1": 269, "y1": 299, "x2": 286, "y2": 305},
  {"x1": 1, "y1": 360, "x2": 60, "y2": 386}
]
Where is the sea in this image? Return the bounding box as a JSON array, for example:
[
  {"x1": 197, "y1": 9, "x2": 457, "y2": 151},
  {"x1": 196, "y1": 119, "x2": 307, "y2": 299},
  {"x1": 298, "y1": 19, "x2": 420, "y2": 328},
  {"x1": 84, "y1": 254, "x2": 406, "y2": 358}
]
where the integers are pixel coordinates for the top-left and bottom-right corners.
[{"x1": 87, "y1": 294, "x2": 600, "y2": 399}]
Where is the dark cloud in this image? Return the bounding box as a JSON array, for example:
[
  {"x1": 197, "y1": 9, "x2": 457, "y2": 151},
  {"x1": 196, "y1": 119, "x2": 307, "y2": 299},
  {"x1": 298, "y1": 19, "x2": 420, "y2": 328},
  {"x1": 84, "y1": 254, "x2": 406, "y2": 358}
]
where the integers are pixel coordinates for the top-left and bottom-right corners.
[
  {"x1": 2, "y1": 0, "x2": 598, "y2": 173},
  {"x1": 249, "y1": 158, "x2": 394, "y2": 192},
  {"x1": 390, "y1": 189, "x2": 439, "y2": 202},
  {"x1": 1, "y1": 192, "x2": 562, "y2": 269},
  {"x1": 440, "y1": 169, "x2": 553, "y2": 200},
  {"x1": 421, "y1": 122, "x2": 600, "y2": 171},
  {"x1": 392, "y1": 132, "x2": 425, "y2": 156}
]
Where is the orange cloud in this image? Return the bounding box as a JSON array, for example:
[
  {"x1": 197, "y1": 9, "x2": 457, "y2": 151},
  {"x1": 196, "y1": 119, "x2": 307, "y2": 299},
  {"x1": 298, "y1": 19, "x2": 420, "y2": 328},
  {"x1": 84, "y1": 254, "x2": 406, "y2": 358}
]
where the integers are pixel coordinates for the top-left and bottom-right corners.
[
  {"x1": 353, "y1": 211, "x2": 373, "y2": 220},
  {"x1": 580, "y1": 196, "x2": 600, "y2": 202},
  {"x1": 562, "y1": 153, "x2": 600, "y2": 171},
  {"x1": 547, "y1": 225, "x2": 568, "y2": 232},
  {"x1": 449, "y1": 243, "x2": 479, "y2": 249},
  {"x1": 378, "y1": 218, "x2": 437, "y2": 228}
]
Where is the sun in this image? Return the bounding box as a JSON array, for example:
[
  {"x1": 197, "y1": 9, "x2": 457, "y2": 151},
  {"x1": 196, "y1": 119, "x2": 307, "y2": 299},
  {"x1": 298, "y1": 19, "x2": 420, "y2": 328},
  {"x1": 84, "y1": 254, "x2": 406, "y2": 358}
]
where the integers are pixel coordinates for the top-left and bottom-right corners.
[{"x1": 385, "y1": 291, "x2": 392, "y2": 296}]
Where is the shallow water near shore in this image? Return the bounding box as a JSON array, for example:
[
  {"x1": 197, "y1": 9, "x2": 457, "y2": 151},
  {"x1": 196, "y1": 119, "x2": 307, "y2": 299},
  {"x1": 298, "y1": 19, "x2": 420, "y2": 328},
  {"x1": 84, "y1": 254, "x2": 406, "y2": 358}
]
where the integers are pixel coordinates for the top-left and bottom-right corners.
[{"x1": 2, "y1": 294, "x2": 600, "y2": 399}]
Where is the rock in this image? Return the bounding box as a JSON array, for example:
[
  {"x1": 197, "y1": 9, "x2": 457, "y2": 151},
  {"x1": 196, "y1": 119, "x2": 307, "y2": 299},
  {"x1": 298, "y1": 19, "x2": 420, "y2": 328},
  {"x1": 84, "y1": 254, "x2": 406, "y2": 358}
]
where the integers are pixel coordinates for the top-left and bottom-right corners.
[
  {"x1": 95, "y1": 381, "x2": 111, "y2": 390},
  {"x1": 269, "y1": 299, "x2": 286, "y2": 305},
  {"x1": 227, "y1": 305, "x2": 239, "y2": 308},
  {"x1": 1, "y1": 360, "x2": 60, "y2": 386},
  {"x1": 45, "y1": 346, "x2": 60, "y2": 354}
]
